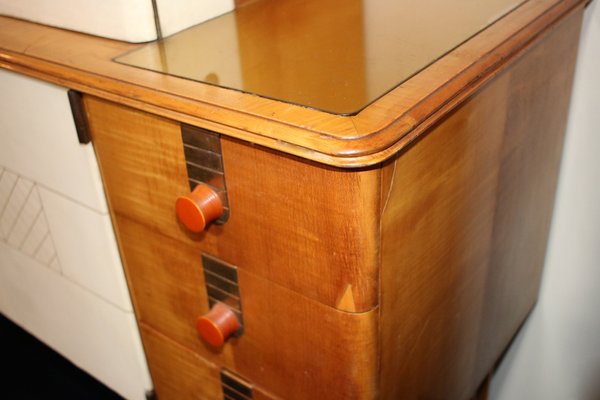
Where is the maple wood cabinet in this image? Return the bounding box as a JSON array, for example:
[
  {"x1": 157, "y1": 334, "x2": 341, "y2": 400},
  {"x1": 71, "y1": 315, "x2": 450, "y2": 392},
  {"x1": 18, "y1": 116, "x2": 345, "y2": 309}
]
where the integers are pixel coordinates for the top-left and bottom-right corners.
[{"x1": 0, "y1": 0, "x2": 590, "y2": 398}]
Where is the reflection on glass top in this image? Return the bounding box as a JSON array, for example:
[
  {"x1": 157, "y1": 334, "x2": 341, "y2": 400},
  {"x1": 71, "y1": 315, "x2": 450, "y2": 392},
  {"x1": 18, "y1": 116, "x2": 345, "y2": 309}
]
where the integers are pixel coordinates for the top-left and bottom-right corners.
[{"x1": 116, "y1": 0, "x2": 527, "y2": 115}]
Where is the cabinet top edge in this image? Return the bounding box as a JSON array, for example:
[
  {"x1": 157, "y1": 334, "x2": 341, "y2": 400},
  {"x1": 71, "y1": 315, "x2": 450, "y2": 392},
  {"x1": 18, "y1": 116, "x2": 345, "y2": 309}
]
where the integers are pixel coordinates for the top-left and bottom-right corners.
[{"x1": 0, "y1": 0, "x2": 587, "y2": 168}]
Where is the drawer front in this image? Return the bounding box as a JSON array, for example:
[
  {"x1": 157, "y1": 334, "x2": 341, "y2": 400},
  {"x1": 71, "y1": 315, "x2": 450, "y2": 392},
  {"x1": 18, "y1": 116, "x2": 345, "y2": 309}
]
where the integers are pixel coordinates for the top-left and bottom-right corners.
[
  {"x1": 140, "y1": 324, "x2": 279, "y2": 400},
  {"x1": 117, "y1": 215, "x2": 378, "y2": 400},
  {"x1": 85, "y1": 96, "x2": 381, "y2": 399},
  {"x1": 139, "y1": 324, "x2": 222, "y2": 400},
  {"x1": 85, "y1": 95, "x2": 380, "y2": 313}
]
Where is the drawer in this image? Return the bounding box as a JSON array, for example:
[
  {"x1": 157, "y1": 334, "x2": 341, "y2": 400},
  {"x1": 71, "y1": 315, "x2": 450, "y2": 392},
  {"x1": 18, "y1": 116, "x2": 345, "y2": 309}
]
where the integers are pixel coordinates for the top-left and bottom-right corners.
[
  {"x1": 140, "y1": 324, "x2": 221, "y2": 400},
  {"x1": 86, "y1": 95, "x2": 380, "y2": 313},
  {"x1": 118, "y1": 215, "x2": 378, "y2": 400},
  {"x1": 140, "y1": 324, "x2": 279, "y2": 400},
  {"x1": 85, "y1": 92, "x2": 380, "y2": 399}
]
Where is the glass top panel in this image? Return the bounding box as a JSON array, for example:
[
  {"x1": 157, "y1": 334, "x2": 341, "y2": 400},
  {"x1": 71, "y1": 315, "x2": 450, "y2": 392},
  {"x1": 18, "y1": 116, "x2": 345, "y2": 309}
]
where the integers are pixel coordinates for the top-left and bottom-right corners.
[{"x1": 116, "y1": 0, "x2": 526, "y2": 115}]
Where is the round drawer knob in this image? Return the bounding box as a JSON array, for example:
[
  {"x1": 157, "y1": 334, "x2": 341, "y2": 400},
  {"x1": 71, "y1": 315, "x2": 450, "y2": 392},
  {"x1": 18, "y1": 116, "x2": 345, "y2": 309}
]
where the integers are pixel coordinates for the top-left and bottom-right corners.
[
  {"x1": 175, "y1": 184, "x2": 224, "y2": 232},
  {"x1": 196, "y1": 302, "x2": 241, "y2": 347}
]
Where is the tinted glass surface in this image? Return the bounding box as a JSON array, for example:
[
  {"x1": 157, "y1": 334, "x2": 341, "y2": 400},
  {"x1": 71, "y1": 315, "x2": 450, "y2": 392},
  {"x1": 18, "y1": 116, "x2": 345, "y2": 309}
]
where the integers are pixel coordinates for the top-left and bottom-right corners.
[{"x1": 116, "y1": 0, "x2": 526, "y2": 114}]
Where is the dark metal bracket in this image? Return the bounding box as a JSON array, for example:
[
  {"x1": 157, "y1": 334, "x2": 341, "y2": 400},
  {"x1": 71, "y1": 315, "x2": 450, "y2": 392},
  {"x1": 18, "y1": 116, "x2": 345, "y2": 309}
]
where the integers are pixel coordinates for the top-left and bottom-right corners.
[{"x1": 67, "y1": 90, "x2": 91, "y2": 144}]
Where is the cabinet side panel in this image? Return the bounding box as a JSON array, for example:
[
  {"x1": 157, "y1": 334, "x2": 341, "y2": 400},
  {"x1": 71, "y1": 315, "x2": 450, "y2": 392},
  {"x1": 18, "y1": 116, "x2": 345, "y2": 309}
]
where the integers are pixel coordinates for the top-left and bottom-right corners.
[
  {"x1": 470, "y1": 7, "x2": 582, "y2": 387},
  {"x1": 379, "y1": 9, "x2": 581, "y2": 400}
]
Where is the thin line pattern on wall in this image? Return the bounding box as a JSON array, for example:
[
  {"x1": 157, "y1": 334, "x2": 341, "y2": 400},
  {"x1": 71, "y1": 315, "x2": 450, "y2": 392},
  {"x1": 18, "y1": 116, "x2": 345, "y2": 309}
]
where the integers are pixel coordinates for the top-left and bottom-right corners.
[{"x1": 0, "y1": 166, "x2": 61, "y2": 271}]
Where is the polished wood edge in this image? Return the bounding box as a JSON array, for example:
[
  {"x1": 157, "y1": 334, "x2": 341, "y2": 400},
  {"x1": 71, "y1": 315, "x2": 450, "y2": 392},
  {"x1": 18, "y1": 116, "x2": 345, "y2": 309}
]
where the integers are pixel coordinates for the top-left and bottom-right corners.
[
  {"x1": 348, "y1": 0, "x2": 586, "y2": 161},
  {"x1": 0, "y1": 0, "x2": 586, "y2": 167},
  {"x1": 0, "y1": 50, "x2": 356, "y2": 166}
]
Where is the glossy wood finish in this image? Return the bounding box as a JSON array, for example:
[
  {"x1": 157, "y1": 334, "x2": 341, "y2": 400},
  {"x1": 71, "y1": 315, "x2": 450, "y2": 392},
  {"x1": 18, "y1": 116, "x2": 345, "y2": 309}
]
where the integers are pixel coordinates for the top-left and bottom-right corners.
[
  {"x1": 379, "y1": 9, "x2": 581, "y2": 399},
  {"x1": 0, "y1": 0, "x2": 586, "y2": 166},
  {"x1": 85, "y1": 95, "x2": 380, "y2": 312},
  {"x1": 86, "y1": 6, "x2": 582, "y2": 398},
  {"x1": 113, "y1": 216, "x2": 378, "y2": 400},
  {"x1": 0, "y1": 2, "x2": 587, "y2": 399},
  {"x1": 86, "y1": 98, "x2": 380, "y2": 398},
  {"x1": 139, "y1": 325, "x2": 279, "y2": 400},
  {"x1": 140, "y1": 325, "x2": 222, "y2": 400}
]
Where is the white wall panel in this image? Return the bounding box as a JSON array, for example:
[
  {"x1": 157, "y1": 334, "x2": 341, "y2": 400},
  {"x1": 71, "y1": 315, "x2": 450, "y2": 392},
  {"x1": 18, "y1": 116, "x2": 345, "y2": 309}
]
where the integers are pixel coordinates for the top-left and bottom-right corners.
[
  {"x1": 0, "y1": 70, "x2": 152, "y2": 398},
  {"x1": 0, "y1": 70, "x2": 108, "y2": 212},
  {"x1": 39, "y1": 187, "x2": 133, "y2": 311},
  {"x1": 0, "y1": 243, "x2": 152, "y2": 400},
  {"x1": 0, "y1": 0, "x2": 235, "y2": 42}
]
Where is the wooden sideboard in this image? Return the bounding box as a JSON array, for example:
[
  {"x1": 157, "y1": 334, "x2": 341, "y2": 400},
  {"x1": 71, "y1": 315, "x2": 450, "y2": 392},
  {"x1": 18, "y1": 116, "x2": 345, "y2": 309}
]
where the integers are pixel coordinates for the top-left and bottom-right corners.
[{"x1": 0, "y1": 0, "x2": 589, "y2": 398}]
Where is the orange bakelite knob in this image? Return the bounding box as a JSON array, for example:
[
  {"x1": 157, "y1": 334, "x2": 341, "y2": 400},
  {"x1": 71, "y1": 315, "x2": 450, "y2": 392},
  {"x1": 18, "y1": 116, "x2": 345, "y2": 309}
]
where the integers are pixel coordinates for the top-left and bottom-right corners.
[
  {"x1": 196, "y1": 302, "x2": 241, "y2": 347},
  {"x1": 175, "y1": 184, "x2": 224, "y2": 232}
]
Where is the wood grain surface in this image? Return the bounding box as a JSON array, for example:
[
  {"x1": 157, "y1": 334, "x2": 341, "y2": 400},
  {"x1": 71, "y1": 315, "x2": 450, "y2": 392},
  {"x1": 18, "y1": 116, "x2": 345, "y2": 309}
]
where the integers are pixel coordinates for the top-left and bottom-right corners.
[
  {"x1": 0, "y1": 0, "x2": 586, "y2": 166},
  {"x1": 378, "y1": 9, "x2": 581, "y2": 399},
  {"x1": 85, "y1": 95, "x2": 381, "y2": 312},
  {"x1": 1, "y1": 1, "x2": 584, "y2": 398},
  {"x1": 87, "y1": 8, "x2": 583, "y2": 398},
  {"x1": 86, "y1": 94, "x2": 380, "y2": 399},
  {"x1": 117, "y1": 216, "x2": 378, "y2": 400},
  {"x1": 140, "y1": 324, "x2": 280, "y2": 400},
  {"x1": 140, "y1": 325, "x2": 222, "y2": 400}
]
